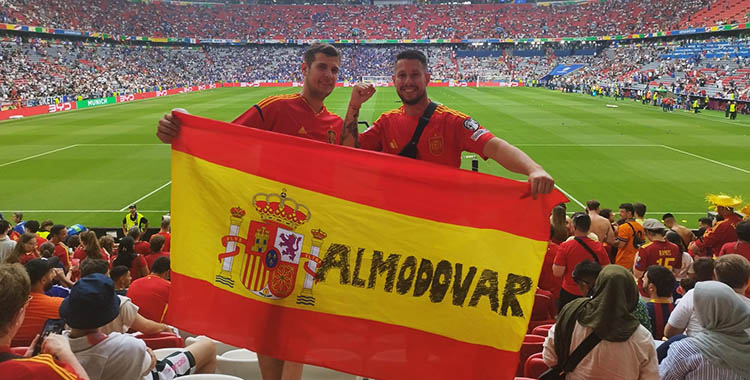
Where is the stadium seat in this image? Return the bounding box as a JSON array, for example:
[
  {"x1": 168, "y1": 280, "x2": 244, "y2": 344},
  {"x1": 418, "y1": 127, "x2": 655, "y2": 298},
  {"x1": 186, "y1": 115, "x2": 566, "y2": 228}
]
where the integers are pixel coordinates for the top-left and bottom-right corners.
[
  {"x1": 216, "y1": 349, "x2": 261, "y2": 379},
  {"x1": 531, "y1": 324, "x2": 554, "y2": 338},
  {"x1": 178, "y1": 375, "x2": 243, "y2": 380},
  {"x1": 517, "y1": 335, "x2": 545, "y2": 376},
  {"x1": 530, "y1": 292, "x2": 555, "y2": 321},
  {"x1": 527, "y1": 318, "x2": 556, "y2": 334},
  {"x1": 302, "y1": 364, "x2": 358, "y2": 380},
  {"x1": 524, "y1": 352, "x2": 550, "y2": 379},
  {"x1": 133, "y1": 332, "x2": 185, "y2": 349}
]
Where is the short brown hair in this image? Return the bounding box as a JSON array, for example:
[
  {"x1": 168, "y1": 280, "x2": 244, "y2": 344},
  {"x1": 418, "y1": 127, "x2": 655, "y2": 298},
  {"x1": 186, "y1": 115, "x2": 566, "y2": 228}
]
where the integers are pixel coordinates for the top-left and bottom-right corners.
[
  {"x1": 150, "y1": 234, "x2": 165, "y2": 253},
  {"x1": 0, "y1": 264, "x2": 31, "y2": 336},
  {"x1": 714, "y1": 254, "x2": 750, "y2": 289},
  {"x1": 303, "y1": 43, "x2": 340, "y2": 66}
]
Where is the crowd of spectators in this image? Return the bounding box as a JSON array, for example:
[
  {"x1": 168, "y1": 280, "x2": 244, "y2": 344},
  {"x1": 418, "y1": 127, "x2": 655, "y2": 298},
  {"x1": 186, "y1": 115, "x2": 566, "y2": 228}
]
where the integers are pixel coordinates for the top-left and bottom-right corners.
[
  {"x1": 2, "y1": 195, "x2": 749, "y2": 379},
  {"x1": 4, "y1": 34, "x2": 750, "y2": 108},
  {"x1": 0, "y1": 0, "x2": 723, "y2": 41}
]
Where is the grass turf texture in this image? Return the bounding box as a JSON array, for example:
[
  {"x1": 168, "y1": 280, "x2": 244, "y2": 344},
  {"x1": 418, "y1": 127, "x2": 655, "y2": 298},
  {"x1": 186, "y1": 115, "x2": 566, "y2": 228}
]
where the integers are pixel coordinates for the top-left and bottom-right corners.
[{"x1": 1, "y1": 87, "x2": 748, "y2": 228}]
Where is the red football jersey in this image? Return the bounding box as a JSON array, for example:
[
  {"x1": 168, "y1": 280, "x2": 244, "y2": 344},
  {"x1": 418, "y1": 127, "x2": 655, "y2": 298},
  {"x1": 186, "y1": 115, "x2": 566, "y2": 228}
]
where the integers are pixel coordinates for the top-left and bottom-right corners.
[
  {"x1": 359, "y1": 104, "x2": 495, "y2": 167},
  {"x1": 232, "y1": 93, "x2": 343, "y2": 144}
]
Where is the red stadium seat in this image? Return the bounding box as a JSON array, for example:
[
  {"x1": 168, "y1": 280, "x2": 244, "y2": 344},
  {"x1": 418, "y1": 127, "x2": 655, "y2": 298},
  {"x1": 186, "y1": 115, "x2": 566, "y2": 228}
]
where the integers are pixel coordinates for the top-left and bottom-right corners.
[
  {"x1": 531, "y1": 292, "x2": 556, "y2": 321},
  {"x1": 517, "y1": 335, "x2": 545, "y2": 376},
  {"x1": 532, "y1": 324, "x2": 554, "y2": 338},
  {"x1": 133, "y1": 332, "x2": 184, "y2": 349},
  {"x1": 525, "y1": 352, "x2": 550, "y2": 379},
  {"x1": 527, "y1": 318, "x2": 555, "y2": 334}
]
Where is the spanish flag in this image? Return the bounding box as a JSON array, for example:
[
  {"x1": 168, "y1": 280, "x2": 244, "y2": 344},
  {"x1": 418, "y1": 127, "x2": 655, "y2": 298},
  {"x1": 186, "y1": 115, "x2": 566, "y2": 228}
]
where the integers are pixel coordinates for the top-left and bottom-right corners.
[{"x1": 167, "y1": 113, "x2": 566, "y2": 379}]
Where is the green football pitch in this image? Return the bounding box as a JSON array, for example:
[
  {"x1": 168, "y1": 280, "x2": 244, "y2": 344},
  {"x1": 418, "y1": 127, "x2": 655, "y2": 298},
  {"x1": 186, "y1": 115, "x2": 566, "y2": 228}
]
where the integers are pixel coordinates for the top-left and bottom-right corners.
[{"x1": 1, "y1": 86, "x2": 748, "y2": 228}]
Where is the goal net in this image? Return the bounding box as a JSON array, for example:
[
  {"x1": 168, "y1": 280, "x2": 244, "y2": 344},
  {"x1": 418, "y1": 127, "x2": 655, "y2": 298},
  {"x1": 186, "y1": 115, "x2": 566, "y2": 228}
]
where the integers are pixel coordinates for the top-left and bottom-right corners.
[{"x1": 362, "y1": 76, "x2": 392, "y2": 87}]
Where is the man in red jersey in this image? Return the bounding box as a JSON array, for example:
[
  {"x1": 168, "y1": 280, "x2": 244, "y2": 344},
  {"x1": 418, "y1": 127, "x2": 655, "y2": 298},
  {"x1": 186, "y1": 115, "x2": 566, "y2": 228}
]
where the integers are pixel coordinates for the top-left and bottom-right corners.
[
  {"x1": 156, "y1": 43, "x2": 374, "y2": 380},
  {"x1": 718, "y1": 220, "x2": 750, "y2": 261},
  {"x1": 689, "y1": 194, "x2": 744, "y2": 257},
  {"x1": 355, "y1": 50, "x2": 554, "y2": 198},
  {"x1": 48, "y1": 225, "x2": 71, "y2": 272},
  {"x1": 157, "y1": 43, "x2": 374, "y2": 148},
  {"x1": 633, "y1": 219, "x2": 682, "y2": 298}
]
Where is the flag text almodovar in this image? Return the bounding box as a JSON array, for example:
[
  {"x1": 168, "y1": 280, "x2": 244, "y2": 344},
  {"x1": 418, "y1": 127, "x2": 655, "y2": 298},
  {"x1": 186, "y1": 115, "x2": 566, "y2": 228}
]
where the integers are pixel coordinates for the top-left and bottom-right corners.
[{"x1": 166, "y1": 113, "x2": 566, "y2": 380}]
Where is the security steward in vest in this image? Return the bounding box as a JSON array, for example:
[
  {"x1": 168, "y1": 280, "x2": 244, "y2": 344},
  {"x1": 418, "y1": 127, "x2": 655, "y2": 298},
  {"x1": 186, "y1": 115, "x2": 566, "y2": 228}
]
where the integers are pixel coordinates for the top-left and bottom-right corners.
[{"x1": 122, "y1": 204, "x2": 148, "y2": 237}]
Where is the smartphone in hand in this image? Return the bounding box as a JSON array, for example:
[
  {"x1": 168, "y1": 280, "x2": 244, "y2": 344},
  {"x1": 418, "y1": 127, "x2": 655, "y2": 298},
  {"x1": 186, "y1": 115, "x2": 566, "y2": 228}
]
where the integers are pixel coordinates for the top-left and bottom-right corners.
[{"x1": 32, "y1": 318, "x2": 66, "y2": 356}]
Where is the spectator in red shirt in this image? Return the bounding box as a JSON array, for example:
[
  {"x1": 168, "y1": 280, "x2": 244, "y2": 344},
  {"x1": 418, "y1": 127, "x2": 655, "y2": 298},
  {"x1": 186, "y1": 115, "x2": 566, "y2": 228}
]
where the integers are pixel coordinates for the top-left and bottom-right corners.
[
  {"x1": 634, "y1": 219, "x2": 682, "y2": 297},
  {"x1": 98, "y1": 235, "x2": 116, "y2": 262},
  {"x1": 145, "y1": 235, "x2": 169, "y2": 272},
  {"x1": 156, "y1": 217, "x2": 171, "y2": 252},
  {"x1": 22, "y1": 221, "x2": 48, "y2": 250},
  {"x1": 112, "y1": 237, "x2": 149, "y2": 280},
  {"x1": 0, "y1": 263, "x2": 89, "y2": 380},
  {"x1": 47, "y1": 225, "x2": 70, "y2": 272},
  {"x1": 718, "y1": 220, "x2": 750, "y2": 261},
  {"x1": 690, "y1": 195, "x2": 743, "y2": 256},
  {"x1": 127, "y1": 256, "x2": 171, "y2": 323},
  {"x1": 553, "y1": 213, "x2": 611, "y2": 311},
  {"x1": 6, "y1": 234, "x2": 39, "y2": 265},
  {"x1": 73, "y1": 231, "x2": 109, "y2": 263},
  {"x1": 538, "y1": 227, "x2": 561, "y2": 300},
  {"x1": 127, "y1": 228, "x2": 151, "y2": 258}
]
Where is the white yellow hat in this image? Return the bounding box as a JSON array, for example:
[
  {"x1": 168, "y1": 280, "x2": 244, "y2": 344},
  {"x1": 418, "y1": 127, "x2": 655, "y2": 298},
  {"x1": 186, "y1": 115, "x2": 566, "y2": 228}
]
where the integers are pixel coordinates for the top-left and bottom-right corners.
[{"x1": 706, "y1": 194, "x2": 743, "y2": 210}]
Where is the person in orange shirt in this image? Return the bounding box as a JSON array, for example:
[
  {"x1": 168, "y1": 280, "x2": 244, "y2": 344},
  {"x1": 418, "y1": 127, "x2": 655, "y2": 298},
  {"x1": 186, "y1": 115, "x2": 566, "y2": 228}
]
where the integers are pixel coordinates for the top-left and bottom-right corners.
[
  {"x1": 12, "y1": 259, "x2": 64, "y2": 347},
  {"x1": 614, "y1": 203, "x2": 645, "y2": 270}
]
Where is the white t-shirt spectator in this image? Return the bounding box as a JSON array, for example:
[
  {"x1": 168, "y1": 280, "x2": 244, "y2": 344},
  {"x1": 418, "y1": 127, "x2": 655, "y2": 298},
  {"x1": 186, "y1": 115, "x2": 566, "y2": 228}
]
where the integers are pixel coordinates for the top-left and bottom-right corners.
[
  {"x1": 0, "y1": 235, "x2": 16, "y2": 263},
  {"x1": 100, "y1": 295, "x2": 139, "y2": 334},
  {"x1": 65, "y1": 331, "x2": 151, "y2": 380}
]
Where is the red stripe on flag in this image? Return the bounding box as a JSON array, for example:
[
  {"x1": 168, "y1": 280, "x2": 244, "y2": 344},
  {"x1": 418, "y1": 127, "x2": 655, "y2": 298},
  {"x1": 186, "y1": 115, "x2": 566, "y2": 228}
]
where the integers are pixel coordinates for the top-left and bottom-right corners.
[
  {"x1": 167, "y1": 272, "x2": 520, "y2": 380},
  {"x1": 172, "y1": 113, "x2": 566, "y2": 241}
]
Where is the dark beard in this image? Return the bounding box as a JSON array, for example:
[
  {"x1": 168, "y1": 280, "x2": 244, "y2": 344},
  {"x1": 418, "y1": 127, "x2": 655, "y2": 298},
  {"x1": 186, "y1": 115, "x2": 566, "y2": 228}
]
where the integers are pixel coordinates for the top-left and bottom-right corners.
[{"x1": 398, "y1": 90, "x2": 426, "y2": 105}]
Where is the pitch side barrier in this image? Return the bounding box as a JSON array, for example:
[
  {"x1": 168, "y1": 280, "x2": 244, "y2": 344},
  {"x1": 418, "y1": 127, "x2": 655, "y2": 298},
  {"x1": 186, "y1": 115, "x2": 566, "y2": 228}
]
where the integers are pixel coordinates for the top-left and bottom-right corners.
[{"x1": 0, "y1": 80, "x2": 525, "y2": 121}]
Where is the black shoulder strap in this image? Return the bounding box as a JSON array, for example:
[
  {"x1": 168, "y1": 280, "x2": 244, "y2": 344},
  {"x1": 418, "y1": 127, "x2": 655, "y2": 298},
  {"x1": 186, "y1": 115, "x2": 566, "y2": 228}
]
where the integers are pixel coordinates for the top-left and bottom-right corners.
[
  {"x1": 574, "y1": 237, "x2": 599, "y2": 264},
  {"x1": 561, "y1": 332, "x2": 602, "y2": 372},
  {"x1": 252, "y1": 104, "x2": 265, "y2": 122},
  {"x1": 0, "y1": 351, "x2": 20, "y2": 363},
  {"x1": 398, "y1": 101, "x2": 438, "y2": 158}
]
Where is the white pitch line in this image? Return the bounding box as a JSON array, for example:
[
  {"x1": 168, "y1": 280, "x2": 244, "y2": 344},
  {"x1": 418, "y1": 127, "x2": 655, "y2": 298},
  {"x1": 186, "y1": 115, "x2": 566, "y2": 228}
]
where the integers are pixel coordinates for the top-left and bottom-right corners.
[
  {"x1": 0, "y1": 144, "x2": 79, "y2": 168},
  {"x1": 0, "y1": 210, "x2": 170, "y2": 213},
  {"x1": 554, "y1": 184, "x2": 585, "y2": 209},
  {"x1": 660, "y1": 145, "x2": 750, "y2": 174},
  {"x1": 119, "y1": 181, "x2": 172, "y2": 211}
]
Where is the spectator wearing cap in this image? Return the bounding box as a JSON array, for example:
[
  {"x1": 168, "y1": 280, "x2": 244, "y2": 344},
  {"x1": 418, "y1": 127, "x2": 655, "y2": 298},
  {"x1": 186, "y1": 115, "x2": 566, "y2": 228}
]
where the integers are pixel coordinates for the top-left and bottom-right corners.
[
  {"x1": 47, "y1": 225, "x2": 70, "y2": 272},
  {"x1": 122, "y1": 204, "x2": 148, "y2": 238},
  {"x1": 61, "y1": 274, "x2": 216, "y2": 380},
  {"x1": 662, "y1": 213, "x2": 695, "y2": 248},
  {"x1": 156, "y1": 217, "x2": 171, "y2": 252},
  {"x1": 633, "y1": 219, "x2": 682, "y2": 298},
  {"x1": 0, "y1": 219, "x2": 17, "y2": 263},
  {"x1": 643, "y1": 266, "x2": 677, "y2": 340},
  {"x1": 553, "y1": 213, "x2": 611, "y2": 312},
  {"x1": 145, "y1": 235, "x2": 169, "y2": 271},
  {"x1": 718, "y1": 220, "x2": 750, "y2": 262},
  {"x1": 12, "y1": 259, "x2": 63, "y2": 346},
  {"x1": 689, "y1": 194, "x2": 743, "y2": 257},
  {"x1": 127, "y1": 256, "x2": 171, "y2": 323},
  {"x1": 0, "y1": 263, "x2": 89, "y2": 380},
  {"x1": 80, "y1": 259, "x2": 172, "y2": 337}
]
